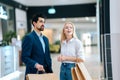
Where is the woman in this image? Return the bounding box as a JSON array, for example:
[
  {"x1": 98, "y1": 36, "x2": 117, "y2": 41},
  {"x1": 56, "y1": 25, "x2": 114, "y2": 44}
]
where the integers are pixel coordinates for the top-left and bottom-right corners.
[{"x1": 57, "y1": 22, "x2": 85, "y2": 80}]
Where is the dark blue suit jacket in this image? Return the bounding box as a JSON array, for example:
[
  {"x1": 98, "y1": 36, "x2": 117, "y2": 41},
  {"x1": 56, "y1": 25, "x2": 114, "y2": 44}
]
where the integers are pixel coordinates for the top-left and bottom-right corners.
[{"x1": 21, "y1": 31, "x2": 53, "y2": 76}]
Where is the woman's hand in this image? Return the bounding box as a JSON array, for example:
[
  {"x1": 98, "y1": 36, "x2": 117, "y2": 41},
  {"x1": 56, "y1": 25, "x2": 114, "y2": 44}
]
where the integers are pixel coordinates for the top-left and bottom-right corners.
[
  {"x1": 57, "y1": 55, "x2": 66, "y2": 62},
  {"x1": 57, "y1": 55, "x2": 62, "y2": 62}
]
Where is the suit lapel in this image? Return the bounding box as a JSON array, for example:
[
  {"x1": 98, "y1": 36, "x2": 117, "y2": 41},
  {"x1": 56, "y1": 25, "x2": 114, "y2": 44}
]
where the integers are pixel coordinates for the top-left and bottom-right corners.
[
  {"x1": 32, "y1": 31, "x2": 39, "y2": 40},
  {"x1": 43, "y1": 36, "x2": 48, "y2": 53},
  {"x1": 32, "y1": 31, "x2": 44, "y2": 52}
]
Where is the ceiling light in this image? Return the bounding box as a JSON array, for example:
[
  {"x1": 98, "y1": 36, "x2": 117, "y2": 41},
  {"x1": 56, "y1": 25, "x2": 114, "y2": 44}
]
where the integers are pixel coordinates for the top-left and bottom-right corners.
[
  {"x1": 91, "y1": 18, "x2": 96, "y2": 22},
  {"x1": 85, "y1": 17, "x2": 89, "y2": 21},
  {"x1": 48, "y1": 7, "x2": 56, "y2": 14}
]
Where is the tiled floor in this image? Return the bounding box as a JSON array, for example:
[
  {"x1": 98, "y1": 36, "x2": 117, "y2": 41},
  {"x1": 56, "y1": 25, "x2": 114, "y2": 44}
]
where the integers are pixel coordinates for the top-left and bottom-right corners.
[{"x1": 0, "y1": 46, "x2": 102, "y2": 80}]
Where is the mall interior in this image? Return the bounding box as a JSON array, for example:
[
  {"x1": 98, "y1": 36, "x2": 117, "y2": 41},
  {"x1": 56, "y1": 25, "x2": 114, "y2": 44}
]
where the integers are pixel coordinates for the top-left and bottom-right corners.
[{"x1": 0, "y1": 0, "x2": 120, "y2": 80}]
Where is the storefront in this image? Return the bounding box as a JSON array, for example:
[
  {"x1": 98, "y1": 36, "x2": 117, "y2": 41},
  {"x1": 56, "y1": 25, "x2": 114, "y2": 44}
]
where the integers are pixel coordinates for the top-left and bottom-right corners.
[
  {"x1": 0, "y1": 1, "x2": 27, "y2": 79},
  {"x1": 0, "y1": 3, "x2": 15, "y2": 43}
]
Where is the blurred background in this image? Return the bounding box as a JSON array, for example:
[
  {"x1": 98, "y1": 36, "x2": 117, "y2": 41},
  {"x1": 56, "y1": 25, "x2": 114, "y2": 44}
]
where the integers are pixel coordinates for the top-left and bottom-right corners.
[{"x1": 0, "y1": 0, "x2": 120, "y2": 80}]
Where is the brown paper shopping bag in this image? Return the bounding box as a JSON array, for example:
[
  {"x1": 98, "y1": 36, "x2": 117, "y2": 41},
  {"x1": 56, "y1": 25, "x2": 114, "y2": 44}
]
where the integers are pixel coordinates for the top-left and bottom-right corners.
[
  {"x1": 71, "y1": 62, "x2": 92, "y2": 80},
  {"x1": 26, "y1": 73, "x2": 59, "y2": 80}
]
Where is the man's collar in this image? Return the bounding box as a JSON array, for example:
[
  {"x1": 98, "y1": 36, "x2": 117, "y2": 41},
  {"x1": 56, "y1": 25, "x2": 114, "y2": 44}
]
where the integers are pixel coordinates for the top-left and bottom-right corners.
[{"x1": 34, "y1": 30, "x2": 43, "y2": 37}]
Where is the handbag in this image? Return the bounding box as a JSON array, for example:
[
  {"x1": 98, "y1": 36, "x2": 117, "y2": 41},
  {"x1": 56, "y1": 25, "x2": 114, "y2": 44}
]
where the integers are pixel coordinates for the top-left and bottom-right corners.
[
  {"x1": 26, "y1": 73, "x2": 58, "y2": 80},
  {"x1": 71, "y1": 62, "x2": 92, "y2": 80}
]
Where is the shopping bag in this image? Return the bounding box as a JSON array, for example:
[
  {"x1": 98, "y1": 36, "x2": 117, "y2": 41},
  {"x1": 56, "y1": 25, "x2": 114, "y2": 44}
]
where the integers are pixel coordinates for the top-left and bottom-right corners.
[
  {"x1": 71, "y1": 62, "x2": 92, "y2": 80},
  {"x1": 26, "y1": 73, "x2": 59, "y2": 80},
  {"x1": 71, "y1": 66, "x2": 85, "y2": 80}
]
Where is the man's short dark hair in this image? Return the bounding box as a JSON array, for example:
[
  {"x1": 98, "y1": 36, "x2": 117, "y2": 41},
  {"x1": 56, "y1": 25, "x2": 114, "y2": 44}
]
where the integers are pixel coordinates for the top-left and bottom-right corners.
[{"x1": 32, "y1": 13, "x2": 46, "y2": 25}]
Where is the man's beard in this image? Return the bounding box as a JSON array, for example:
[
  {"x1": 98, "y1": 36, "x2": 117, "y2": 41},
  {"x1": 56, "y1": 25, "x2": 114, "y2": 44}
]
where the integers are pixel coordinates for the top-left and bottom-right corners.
[{"x1": 37, "y1": 26, "x2": 44, "y2": 31}]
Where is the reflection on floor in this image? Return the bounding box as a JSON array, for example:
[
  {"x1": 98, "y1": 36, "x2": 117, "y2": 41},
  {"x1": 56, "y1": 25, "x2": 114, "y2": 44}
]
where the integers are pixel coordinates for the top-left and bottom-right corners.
[
  {"x1": 84, "y1": 46, "x2": 101, "y2": 80},
  {"x1": 0, "y1": 46, "x2": 102, "y2": 80}
]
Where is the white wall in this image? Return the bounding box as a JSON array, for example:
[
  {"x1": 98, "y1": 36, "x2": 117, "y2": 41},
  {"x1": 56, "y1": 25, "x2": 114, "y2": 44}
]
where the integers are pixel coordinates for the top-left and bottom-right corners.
[
  {"x1": 110, "y1": 0, "x2": 120, "y2": 80},
  {"x1": 15, "y1": 8, "x2": 27, "y2": 40}
]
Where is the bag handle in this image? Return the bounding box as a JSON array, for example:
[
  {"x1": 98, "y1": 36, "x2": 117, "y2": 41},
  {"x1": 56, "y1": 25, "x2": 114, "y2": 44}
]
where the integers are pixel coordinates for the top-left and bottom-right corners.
[{"x1": 36, "y1": 70, "x2": 46, "y2": 74}]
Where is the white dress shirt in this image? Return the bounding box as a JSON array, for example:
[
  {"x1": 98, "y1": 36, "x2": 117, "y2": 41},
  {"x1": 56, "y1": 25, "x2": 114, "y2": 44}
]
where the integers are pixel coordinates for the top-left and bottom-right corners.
[
  {"x1": 61, "y1": 38, "x2": 85, "y2": 63},
  {"x1": 34, "y1": 30, "x2": 45, "y2": 53}
]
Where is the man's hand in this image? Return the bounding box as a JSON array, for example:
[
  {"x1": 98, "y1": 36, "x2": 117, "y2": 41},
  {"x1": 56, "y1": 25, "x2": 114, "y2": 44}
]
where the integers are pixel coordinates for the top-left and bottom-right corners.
[{"x1": 35, "y1": 63, "x2": 45, "y2": 72}]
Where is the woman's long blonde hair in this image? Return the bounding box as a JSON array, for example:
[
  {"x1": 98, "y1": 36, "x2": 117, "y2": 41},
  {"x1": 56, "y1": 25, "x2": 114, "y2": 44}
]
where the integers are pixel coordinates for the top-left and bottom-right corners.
[{"x1": 60, "y1": 22, "x2": 78, "y2": 42}]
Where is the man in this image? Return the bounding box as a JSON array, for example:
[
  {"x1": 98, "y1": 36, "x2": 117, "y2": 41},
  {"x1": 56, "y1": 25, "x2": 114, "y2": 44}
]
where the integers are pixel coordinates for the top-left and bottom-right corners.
[{"x1": 21, "y1": 14, "x2": 53, "y2": 79}]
